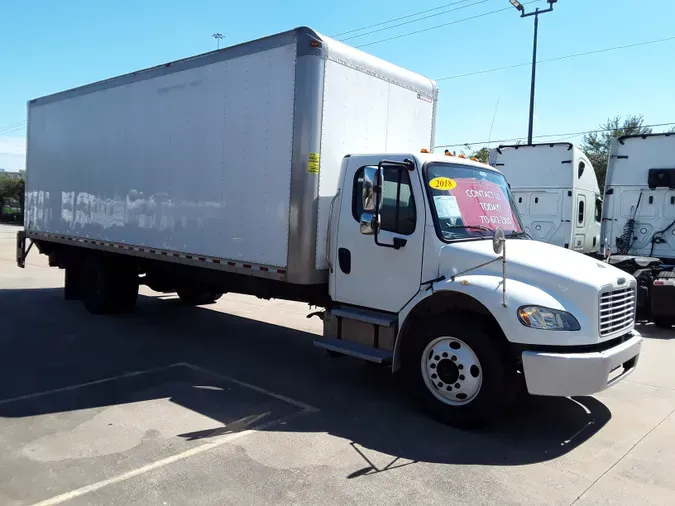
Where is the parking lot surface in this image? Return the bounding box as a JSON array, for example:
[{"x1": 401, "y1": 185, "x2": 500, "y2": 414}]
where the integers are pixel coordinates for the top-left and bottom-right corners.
[{"x1": 1, "y1": 224, "x2": 674, "y2": 505}]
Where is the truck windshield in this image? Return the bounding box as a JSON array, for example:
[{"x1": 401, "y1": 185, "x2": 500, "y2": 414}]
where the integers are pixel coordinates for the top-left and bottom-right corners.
[{"x1": 425, "y1": 162, "x2": 524, "y2": 241}]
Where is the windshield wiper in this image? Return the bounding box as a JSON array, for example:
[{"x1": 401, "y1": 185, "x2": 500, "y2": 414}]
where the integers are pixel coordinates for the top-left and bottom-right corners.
[
  {"x1": 444, "y1": 225, "x2": 494, "y2": 234},
  {"x1": 507, "y1": 231, "x2": 531, "y2": 239}
]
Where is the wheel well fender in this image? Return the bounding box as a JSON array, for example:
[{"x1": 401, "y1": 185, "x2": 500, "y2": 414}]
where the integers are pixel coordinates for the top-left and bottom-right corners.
[{"x1": 393, "y1": 290, "x2": 508, "y2": 372}]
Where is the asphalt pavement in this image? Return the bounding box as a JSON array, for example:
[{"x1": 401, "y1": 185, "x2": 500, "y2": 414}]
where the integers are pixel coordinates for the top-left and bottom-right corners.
[{"x1": 0, "y1": 223, "x2": 673, "y2": 505}]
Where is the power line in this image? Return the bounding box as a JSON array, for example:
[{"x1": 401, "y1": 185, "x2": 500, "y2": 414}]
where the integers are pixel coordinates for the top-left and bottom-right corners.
[
  {"x1": 355, "y1": 0, "x2": 540, "y2": 48},
  {"x1": 0, "y1": 124, "x2": 27, "y2": 136},
  {"x1": 341, "y1": 0, "x2": 493, "y2": 41},
  {"x1": 332, "y1": 0, "x2": 483, "y2": 38},
  {"x1": 436, "y1": 35, "x2": 675, "y2": 81},
  {"x1": 0, "y1": 123, "x2": 26, "y2": 134},
  {"x1": 0, "y1": 121, "x2": 26, "y2": 135},
  {"x1": 434, "y1": 122, "x2": 675, "y2": 149},
  {"x1": 0, "y1": 120, "x2": 25, "y2": 130}
]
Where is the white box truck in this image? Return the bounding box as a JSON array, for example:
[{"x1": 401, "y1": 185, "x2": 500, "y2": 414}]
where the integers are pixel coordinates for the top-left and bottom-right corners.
[
  {"x1": 488, "y1": 143, "x2": 602, "y2": 254},
  {"x1": 601, "y1": 132, "x2": 675, "y2": 327},
  {"x1": 17, "y1": 27, "x2": 642, "y2": 428}
]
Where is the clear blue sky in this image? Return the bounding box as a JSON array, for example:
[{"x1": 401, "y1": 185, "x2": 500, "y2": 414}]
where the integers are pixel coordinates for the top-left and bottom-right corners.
[{"x1": 2, "y1": 0, "x2": 674, "y2": 169}]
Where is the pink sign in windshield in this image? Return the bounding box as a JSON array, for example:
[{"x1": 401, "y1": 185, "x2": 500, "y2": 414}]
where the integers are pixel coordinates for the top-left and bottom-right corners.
[{"x1": 448, "y1": 178, "x2": 522, "y2": 232}]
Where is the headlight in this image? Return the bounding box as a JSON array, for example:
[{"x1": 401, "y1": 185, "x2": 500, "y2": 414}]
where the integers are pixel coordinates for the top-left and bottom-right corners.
[{"x1": 517, "y1": 306, "x2": 580, "y2": 331}]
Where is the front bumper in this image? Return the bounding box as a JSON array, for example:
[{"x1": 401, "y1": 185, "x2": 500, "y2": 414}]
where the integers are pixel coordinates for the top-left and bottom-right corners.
[{"x1": 521, "y1": 331, "x2": 642, "y2": 397}]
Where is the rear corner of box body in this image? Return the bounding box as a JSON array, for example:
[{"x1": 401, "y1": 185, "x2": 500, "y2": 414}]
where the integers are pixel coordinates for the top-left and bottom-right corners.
[
  {"x1": 25, "y1": 32, "x2": 302, "y2": 273},
  {"x1": 284, "y1": 35, "x2": 328, "y2": 285},
  {"x1": 313, "y1": 34, "x2": 436, "y2": 274}
]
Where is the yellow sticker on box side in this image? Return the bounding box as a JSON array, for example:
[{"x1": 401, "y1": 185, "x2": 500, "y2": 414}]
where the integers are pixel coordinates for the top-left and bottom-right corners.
[
  {"x1": 428, "y1": 177, "x2": 456, "y2": 190},
  {"x1": 308, "y1": 153, "x2": 320, "y2": 174}
]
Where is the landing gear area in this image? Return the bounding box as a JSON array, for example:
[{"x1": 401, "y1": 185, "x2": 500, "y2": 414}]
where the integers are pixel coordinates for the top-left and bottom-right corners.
[{"x1": 609, "y1": 255, "x2": 675, "y2": 327}]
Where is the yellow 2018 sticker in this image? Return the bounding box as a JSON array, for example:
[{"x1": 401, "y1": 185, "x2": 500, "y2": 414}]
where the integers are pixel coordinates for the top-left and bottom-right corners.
[
  {"x1": 308, "y1": 152, "x2": 320, "y2": 174},
  {"x1": 428, "y1": 177, "x2": 456, "y2": 190}
]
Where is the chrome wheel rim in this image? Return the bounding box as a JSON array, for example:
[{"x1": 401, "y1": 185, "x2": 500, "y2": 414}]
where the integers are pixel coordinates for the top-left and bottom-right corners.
[{"x1": 421, "y1": 337, "x2": 482, "y2": 406}]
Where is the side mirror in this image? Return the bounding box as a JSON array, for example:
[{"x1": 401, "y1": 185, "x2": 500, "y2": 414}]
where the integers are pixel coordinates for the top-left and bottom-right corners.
[
  {"x1": 362, "y1": 166, "x2": 378, "y2": 212},
  {"x1": 358, "y1": 161, "x2": 409, "y2": 250},
  {"x1": 492, "y1": 227, "x2": 505, "y2": 255},
  {"x1": 360, "y1": 212, "x2": 376, "y2": 235},
  {"x1": 360, "y1": 166, "x2": 381, "y2": 236}
]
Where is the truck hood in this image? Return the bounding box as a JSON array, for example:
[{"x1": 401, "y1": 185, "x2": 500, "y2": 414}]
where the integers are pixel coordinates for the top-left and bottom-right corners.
[{"x1": 439, "y1": 239, "x2": 631, "y2": 293}]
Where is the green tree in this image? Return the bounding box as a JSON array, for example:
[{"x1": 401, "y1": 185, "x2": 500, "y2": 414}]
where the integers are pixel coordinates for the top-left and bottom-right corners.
[
  {"x1": 471, "y1": 146, "x2": 490, "y2": 164},
  {"x1": 0, "y1": 174, "x2": 25, "y2": 222},
  {"x1": 581, "y1": 115, "x2": 652, "y2": 192},
  {"x1": 461, "y1": 144, "x2": 490, "y2": 163}
]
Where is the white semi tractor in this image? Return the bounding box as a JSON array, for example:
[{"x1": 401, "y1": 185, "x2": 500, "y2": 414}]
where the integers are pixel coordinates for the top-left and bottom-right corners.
[
  {"x1": 17, "y1": 27, "x2": 642, "y2": 428},
  {"x1": 601, "y1": 132, "x2": 675, "y2": 327},
  {"x1": 488, "y1": 143, "x2": 601, "y2": 254}
]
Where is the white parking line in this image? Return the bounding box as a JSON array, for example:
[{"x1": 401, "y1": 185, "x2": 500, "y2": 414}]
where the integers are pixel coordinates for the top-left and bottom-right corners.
[
  {"x1": 0, "y1": 363, "x2": 186, "y2": 406},
  {"x1": 0, "y1": 362, "x2": 319, "y2": 413},
  {"x1": 182, "y1": 363, "x2": 319, "y2": 413},
  {"x1": 30, "y1": 409, "x2": 313, "y2": 506},
  {"x1": 1, "y1": 362, "x2": 319, "y2": 505}
]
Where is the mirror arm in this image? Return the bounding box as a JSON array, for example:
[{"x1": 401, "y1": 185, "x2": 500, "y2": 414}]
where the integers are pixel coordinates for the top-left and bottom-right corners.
[
  {"x1": 375, "y1": 234, "x2": 407, "y2": 250},
  {"x1": 378, "y1": 159, "x2": 415, "y2": 172}
]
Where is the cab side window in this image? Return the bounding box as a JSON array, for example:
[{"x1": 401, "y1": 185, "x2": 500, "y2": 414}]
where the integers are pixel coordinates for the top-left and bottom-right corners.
[
  {"x1": 595, "y1": 198, "x2": 602, "y2": 223},
  {"x1": 353, "y1": 167, "x2": 416, "y2": 235}
]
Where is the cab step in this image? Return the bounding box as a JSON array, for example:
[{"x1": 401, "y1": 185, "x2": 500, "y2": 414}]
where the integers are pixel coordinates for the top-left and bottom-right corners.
[{"x1": 313, "y1": 337, "x2": 393, "y2": 364}]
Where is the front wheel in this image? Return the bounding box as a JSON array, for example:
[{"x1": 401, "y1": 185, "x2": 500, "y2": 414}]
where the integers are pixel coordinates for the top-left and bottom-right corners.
[{"x1": 402, "y1": 315, "x2": 512, "y2": 429}]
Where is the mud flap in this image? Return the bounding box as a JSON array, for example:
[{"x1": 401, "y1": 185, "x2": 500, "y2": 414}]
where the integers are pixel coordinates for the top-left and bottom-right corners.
[{"x1": 16, "y1": 230, "x2": 26, "y2": 268}]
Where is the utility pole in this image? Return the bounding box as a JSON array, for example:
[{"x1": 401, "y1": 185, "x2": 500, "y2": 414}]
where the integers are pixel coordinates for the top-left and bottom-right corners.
[
  {"x1": 509, "y1": 0, "x2": 558, "y2": 145},
  {"x1": 212, "y1": 33, "x2": 225, "y2": 50}
]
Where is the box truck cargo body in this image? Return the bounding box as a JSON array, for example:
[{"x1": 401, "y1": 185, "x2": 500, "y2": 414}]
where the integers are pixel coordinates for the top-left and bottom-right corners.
[
  {"x1": 488, "y1": 143, "x2": 601, "y2": 254},
  {"x1": 18, "y1": 27, "x2": 642, "y2": 428},
  {"x1": 24, "y1": 27, "x2": 436, "y2": 287}
]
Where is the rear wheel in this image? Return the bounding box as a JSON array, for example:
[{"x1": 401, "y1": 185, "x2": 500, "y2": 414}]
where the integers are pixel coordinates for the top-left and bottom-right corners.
[
  {"x1": 80, "y1": 255, "x2": 138, "y2": 314},
  {"x1": 80, "y1": 256, "x2": 115, "y2": 314},
  {"x1": 402, "y1": 315, "x2": 512, "y2": 428},
  {"x1": 112, "y1": 268, "x2": 139, "y2": 313}
]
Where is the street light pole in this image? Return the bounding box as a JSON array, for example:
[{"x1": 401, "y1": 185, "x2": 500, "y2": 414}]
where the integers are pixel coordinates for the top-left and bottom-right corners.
[
  {"x1": 527, "y1": 11, "x2": 539, "y2": 146},
  {"x1": 509, "y1": 0, "x2": 558, "y2": 145},
  {"x1": 212, "y1": 33, "x2": 225, "y2": 50}
]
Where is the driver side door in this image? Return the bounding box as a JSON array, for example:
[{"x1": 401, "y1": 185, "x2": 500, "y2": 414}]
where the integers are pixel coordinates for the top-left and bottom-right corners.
[{"x1": 333, "y1": 156, "x2": 426, "y2": 313}]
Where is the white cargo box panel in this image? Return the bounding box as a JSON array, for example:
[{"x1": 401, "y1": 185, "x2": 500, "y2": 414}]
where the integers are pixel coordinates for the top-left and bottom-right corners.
[
  {"x1": 25, "y1": 27, "x2": 437, "y2": 284},
  {"x1": 601, "y1": 133, "x2": 675, "y2": 258}
]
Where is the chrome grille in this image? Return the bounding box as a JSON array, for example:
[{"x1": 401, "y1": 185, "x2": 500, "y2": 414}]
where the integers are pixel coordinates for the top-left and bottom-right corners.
[{"x1": 599, "y1": 286, "x2": 636, "y2": 337}]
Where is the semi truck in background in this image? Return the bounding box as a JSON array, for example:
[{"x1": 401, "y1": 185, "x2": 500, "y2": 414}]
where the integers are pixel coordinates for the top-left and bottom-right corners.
[
  {"x1": 601, "y1": 133, "x2": 675, "y2": 327},
  {"x1": 16, "y1": 27, "x2": 642, "y2": 428},
  {"x1": 488, "y1": 143, "x2": 601, "y2": 254}
]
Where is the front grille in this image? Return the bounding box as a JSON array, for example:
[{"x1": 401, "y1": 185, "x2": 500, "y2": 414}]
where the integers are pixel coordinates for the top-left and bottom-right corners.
[{"x1": 599, "y1": 286, "x2": 636, "y2": 337}]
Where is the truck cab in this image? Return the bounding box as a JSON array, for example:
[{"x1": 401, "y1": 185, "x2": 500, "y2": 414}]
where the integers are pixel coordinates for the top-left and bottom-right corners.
[
  {"x1": 323, "y1": 151, "x2": 642, "y2": 427},
  {"x1": 488, "y1": 143, "x2": 601, "y2": 254},
  {"x1": 601, "y1": 133, "x2": 675, "y2": 327}
]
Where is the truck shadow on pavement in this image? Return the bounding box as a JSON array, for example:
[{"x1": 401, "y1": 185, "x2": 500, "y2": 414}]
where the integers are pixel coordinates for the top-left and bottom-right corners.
[
  {"x1": 635, "y1": 322, "x2": 674, "y2": 340},
  {"x1": 0, "y1": 287, "x2": 611, "y2": 470}
]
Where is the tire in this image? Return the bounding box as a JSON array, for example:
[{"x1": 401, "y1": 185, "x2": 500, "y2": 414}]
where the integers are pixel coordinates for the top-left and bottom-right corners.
[
  {"x1": 177, "y1": 287, "x2": 223, "y2": 306},
  {"x1": 112, "y1": 268, "x2": 139, "y2": 313},
  {"x1": 80, "y1": 256, "x2": 115, "y2": 314},
  {"x1": 402, "y1": 314, "x2": 512, "y2": 429},
  {"x1": 64, "y1": 264, "x2": 82, "y2": 301},
  {"x1": 80, "y1": 255, "x2": 138, "y2": 314}
]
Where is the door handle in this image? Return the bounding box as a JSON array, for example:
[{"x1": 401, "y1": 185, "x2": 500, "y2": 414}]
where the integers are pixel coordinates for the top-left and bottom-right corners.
[{"x1": 338, "y1": 248, "x2": 351, "y2": 274}]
